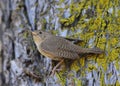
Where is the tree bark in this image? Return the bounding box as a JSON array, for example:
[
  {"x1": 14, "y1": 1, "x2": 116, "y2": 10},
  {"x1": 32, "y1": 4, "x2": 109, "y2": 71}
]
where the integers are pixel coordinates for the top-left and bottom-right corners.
[{"x1": 0, "y1": 0, "x2": 120, "y2": 86}]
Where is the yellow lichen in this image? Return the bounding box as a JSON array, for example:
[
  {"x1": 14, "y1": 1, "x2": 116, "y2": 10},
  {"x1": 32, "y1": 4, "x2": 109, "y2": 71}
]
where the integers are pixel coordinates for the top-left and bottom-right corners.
[{"x1": 56, "y1": 0, "x2": 120, "y2": 85}]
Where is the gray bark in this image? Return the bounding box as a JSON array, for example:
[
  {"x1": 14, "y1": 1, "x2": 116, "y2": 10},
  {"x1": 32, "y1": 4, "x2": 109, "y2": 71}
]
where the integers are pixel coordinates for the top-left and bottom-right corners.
[{"x1": 0, "y1": 0, "x2": 119, "y2": 86}]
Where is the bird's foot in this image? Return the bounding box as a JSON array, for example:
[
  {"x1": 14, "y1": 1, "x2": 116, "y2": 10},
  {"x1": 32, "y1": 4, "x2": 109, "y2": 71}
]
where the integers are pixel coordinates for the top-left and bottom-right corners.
[
  {"x1": 50, "y1": 59, "x2": 64, "y2": 76},
  {"x1": 50, "y1": 68, "x2": 62, "y2": 76}
]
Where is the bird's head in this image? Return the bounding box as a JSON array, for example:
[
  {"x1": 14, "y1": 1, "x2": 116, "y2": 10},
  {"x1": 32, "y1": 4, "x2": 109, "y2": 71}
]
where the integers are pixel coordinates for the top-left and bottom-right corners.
[{"x1": 32, "y1": 30, "x2": 52, "y2": 44}]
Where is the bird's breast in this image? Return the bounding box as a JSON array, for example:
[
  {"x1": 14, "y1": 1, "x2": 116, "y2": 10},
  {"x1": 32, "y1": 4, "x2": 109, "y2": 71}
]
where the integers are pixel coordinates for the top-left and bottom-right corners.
[{"x1": 38, "y1": 47, "x2": 62, "y2": 61}]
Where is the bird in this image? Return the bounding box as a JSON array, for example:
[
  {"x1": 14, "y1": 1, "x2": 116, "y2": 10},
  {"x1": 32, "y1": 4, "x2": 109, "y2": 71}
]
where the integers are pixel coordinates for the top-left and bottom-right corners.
[{"x1": 32, "y1": 30, "x2": 103, "y2": 75}]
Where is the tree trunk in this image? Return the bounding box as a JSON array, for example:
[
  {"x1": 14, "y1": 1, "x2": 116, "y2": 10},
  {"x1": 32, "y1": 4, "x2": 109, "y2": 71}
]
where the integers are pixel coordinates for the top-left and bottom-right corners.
[{"x1": 0, "y1": 0, "x2": 120, "y2": 86}]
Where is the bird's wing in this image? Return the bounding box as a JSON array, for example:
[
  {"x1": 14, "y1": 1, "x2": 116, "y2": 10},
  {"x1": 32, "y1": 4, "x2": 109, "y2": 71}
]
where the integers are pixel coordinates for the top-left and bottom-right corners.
[
  {"x1": 61, "y1": 37, "x2": 83, "y2": 44},
  {"x1": 40, "y1": 36, "x2": 79, "y2": 59}
]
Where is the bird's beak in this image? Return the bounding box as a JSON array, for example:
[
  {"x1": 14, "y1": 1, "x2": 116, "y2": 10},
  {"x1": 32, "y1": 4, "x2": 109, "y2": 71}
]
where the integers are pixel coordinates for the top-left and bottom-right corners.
[{"x1": 32, "y1": 31, "x2": 37, "y2": 36}]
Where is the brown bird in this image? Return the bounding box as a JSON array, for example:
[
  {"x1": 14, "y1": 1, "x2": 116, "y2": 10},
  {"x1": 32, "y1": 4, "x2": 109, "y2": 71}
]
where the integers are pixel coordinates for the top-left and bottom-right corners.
[{"x1": 32, "y1": 30, "x2": 103, "y2": 75}]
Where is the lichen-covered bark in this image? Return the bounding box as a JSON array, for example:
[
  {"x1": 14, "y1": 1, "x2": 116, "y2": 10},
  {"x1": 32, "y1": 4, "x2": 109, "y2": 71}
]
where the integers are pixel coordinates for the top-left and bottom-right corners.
[{"x1": 0, "y1": 0, "x2": 120, "y2": 86}]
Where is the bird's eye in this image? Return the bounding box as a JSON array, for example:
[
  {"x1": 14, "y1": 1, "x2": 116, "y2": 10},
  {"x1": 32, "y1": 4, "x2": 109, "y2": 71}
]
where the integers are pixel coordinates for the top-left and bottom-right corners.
[{"x1": 39, "y1": 31, "x2": 42, "y2": 34}]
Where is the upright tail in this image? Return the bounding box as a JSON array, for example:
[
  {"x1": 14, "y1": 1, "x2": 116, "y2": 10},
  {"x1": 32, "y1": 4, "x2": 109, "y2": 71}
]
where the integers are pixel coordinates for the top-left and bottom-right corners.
[{"x1": 79, "y1": 47, "x2": 104, "y2": 54}]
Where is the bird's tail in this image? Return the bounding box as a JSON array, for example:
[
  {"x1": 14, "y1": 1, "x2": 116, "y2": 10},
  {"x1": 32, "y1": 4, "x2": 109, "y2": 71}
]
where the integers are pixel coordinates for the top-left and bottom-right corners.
[{"x1": 80, "y1": 47, "x2": 104, "y2": 54}]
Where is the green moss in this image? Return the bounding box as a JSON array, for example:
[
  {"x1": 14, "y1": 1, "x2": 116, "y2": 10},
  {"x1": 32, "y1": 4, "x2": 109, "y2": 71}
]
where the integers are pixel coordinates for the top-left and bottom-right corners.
[{"x1": 57, "y1": 0, "x2": 120, "y2": 85}]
